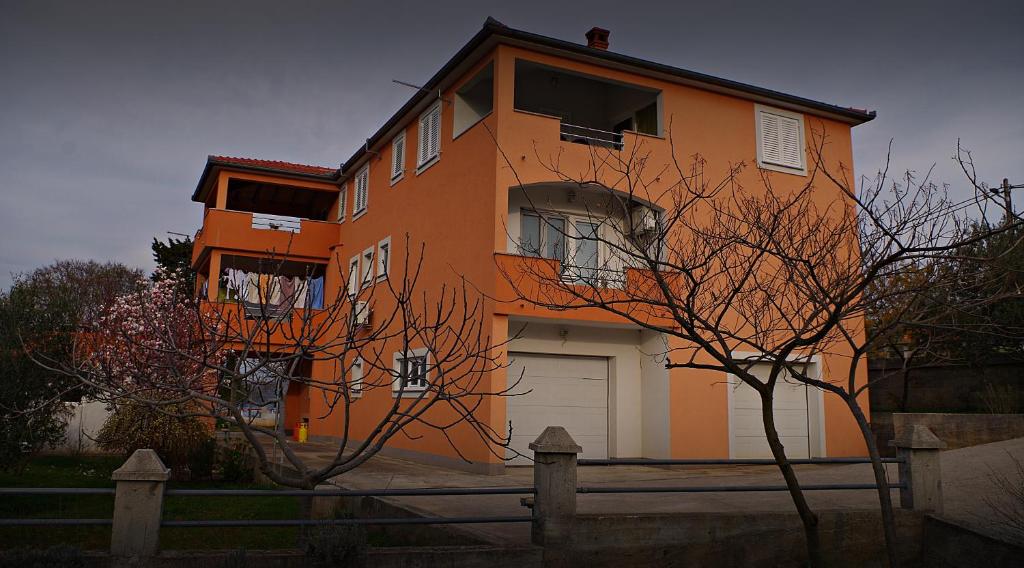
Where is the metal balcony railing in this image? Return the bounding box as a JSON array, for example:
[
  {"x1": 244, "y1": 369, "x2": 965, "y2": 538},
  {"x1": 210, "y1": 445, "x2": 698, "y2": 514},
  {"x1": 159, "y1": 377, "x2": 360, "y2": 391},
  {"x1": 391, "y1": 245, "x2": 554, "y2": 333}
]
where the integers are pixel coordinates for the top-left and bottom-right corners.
[
  {"x1": 559, "y1": 122, "x2": 624, "y2": 150},
  {"x1": 251, "y1": 213, "x2": 302, "y2": 233}
]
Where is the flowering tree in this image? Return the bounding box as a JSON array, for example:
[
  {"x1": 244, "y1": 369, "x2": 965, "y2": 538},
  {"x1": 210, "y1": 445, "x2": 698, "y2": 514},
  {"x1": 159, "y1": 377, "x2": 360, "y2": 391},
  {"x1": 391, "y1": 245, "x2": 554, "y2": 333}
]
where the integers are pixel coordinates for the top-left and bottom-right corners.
[{"x1": 31, "y1": 243, "x2": 514, "y2": 489}]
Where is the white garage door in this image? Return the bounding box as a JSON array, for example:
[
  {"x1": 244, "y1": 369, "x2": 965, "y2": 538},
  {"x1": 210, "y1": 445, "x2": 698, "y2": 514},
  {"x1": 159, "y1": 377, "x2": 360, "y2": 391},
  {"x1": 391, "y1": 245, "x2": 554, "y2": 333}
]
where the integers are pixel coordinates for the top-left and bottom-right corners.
[
  {"x1": 730, "y1": 364, "x2": 814, "y2": 459},
  {"x1": 506, "y1": 353, "x2": 608, "y2": 465}
]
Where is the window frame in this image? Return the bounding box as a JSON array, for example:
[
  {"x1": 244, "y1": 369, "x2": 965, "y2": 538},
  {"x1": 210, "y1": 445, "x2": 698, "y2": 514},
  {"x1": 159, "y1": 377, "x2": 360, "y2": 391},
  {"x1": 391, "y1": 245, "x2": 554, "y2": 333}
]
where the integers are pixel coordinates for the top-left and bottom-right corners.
[
  {"x1": 392, "y1": 348, "x2": 430, "y2": 396},
  {"x1": 390, "y1": 132, "x2": 406, "y2": 185},
  {"x1": 349, "y1": 356, "x2": 363, "y2": 398},
  {"x1": 361, "y1": 247, "x2": 375, "y2": 285},
  {"x1": 353, "y1": 165, "x2": 370, "y2": 219},
  {"x1": 416, "y1": 101, "x2": 442, "y2": 173},
  {"x1": 519, "y1": 209, "x2": 567, "y2": 261},
  {"x1": 337, "y1": 183, "x2": 347, "y2": 223},
  {"x1": 754, "y1": 104, "x2": 807, "y2": 176},
  {"x1": 377, "y1": 236, "x2": 392, "y2": 281},
  {"x1": 348, "y1": 255, "x2": 360, "y2": 297}
]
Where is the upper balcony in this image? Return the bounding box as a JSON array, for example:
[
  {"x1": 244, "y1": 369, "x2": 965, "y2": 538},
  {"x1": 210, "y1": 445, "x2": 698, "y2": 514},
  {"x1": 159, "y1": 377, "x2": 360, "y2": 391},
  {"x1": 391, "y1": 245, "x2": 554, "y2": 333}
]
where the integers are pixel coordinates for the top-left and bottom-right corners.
[
  {"x1": 192, "y1": 173, "x2": 340, "y2": 267},
  {"x1": 513, "y1": 59, "x2": 661, "y2": 151},
  {"x1": 193, "y1": 209, "x2": 336, "y2": 266}
]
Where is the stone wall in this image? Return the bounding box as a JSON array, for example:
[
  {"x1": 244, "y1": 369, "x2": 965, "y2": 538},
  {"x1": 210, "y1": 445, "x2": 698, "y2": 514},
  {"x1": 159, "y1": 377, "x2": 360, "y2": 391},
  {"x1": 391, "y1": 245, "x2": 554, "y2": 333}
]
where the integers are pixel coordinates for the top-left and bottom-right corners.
[
  {"x1": 868, "y1": 359, "x2": 1024, "y2": 414},
  {"x1": 873, "y1": 412, "x2": 1024, "y2": 456}
]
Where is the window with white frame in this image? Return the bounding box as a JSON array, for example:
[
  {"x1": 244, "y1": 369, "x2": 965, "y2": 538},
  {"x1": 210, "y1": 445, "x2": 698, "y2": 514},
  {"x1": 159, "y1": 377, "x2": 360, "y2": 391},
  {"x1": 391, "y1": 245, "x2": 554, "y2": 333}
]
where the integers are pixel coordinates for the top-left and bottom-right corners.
[
  {"x1": 353, "y1": 165, "x2": 369, "y2": 216},
  {"x1": 348, "y1": 255, "x2": 360, "y2": 296},
  {"x1": 519, "y1": 211, "x2": 566, "y2": 261},
  {"x1": 755, "y1": 105, "x2": 805, "y2": 174},
  {"x1": 349, "y1": 357, "x2": 363, "y2": 396},
  {"x1": 337, "y1": 184, "x2": 347, "y2": 221},
  {"x1": 361, "y1": 247, "x2": 374, "y2": 284},
  {"x1": 390, "y1": 132, "x2": 406, "y2": 182},
  {"x1": 377, "y1": 236, "x2": 391, "y2": 280},
  {"x1": 393, "y1": 349, "x2": 429, "y2": 393},
  {"x1": 417, "y1": 102, "x2": 441, "y2": 169}
]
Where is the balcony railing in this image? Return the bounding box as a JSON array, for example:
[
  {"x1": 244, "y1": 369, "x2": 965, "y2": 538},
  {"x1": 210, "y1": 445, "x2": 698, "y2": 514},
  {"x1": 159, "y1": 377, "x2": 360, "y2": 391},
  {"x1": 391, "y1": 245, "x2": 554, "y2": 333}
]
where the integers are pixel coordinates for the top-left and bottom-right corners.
[
  {"x1": 560, "y1": 264, "x2": 627, "y2": 289},
  {"x1": 251, "y1": 213, "x2": 302, "y2": 233},
  {"x1": 560, "y1": 122, "x2": 624, "y2": 150}
]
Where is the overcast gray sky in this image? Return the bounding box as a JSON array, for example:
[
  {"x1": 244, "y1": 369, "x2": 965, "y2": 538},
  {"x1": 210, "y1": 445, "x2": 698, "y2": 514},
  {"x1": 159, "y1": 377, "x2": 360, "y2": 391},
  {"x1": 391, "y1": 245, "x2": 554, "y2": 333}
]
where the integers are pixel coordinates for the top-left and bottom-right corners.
[{"x1": 1, "y1": 0, "x2": 1021, "y2": 288}]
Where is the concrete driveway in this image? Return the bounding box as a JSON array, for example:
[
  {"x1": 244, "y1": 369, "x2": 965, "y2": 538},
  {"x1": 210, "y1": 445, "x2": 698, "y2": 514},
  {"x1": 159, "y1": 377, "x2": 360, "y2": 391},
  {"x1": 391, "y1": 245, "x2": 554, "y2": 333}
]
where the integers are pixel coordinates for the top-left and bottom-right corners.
[{"x1": 285, "y1": 437, "x2": 1024, "y2": 546}]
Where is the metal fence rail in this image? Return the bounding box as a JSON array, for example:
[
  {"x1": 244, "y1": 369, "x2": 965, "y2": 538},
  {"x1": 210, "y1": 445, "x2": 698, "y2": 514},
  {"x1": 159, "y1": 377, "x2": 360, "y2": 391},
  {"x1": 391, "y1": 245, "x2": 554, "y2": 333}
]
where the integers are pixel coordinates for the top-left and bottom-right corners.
[
  {"x1": 165, "y1": 487, "x2": 534, "y2": 497},
  {"x1": 162, "y1": 516, "x2": 533, "y2": 527},
  {"x1": 576, "y1": 483, "x2": 904, "y2": 495},
  {"x1": 578, "y1": 457, "x2": 905, "y2": 466}
]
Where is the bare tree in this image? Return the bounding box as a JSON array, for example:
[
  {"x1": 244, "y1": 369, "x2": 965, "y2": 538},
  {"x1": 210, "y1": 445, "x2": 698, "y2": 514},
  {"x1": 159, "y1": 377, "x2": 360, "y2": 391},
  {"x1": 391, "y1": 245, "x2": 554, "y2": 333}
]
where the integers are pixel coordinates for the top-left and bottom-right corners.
[
  {"x1": 27, "y1": 237, "x2": 516, "y2": 489},
  {"x1": 492, "y1": 121, "x2": 1020, "y2": 566}
]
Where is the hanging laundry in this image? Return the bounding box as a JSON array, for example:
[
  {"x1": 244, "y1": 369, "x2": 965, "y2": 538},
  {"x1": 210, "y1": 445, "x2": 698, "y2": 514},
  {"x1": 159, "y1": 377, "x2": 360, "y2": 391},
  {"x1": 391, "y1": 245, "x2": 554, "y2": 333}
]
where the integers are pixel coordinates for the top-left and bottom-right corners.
[
  {"x1": 245, "y1": 272, "x2": 261, "y2": 303},
  {"x1": 279, "y1": 275, "x2": 295, "y2": 307},
  {"x1": 258, "y1": 274, "x2": 272, "y2": 304},
  {"x1": 268, "y1": 275, "x2": 282, "y2": 306},
  {"x1": 227, "y1": 268, "x2": 247, "y2": 300},
  {"x1": 308, "y1": 276, "x2": 324, "y2": 309},
  {"x1": 293, "y1": 276, "x2": 308, "y2": 309}
]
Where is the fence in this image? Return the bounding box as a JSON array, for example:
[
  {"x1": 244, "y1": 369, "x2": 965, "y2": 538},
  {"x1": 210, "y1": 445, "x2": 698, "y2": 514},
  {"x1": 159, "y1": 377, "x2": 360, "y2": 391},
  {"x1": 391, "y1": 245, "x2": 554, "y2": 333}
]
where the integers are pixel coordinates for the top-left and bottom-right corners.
[{"x1": 0, "y1": 424, "x2": 945, "y2": 559}]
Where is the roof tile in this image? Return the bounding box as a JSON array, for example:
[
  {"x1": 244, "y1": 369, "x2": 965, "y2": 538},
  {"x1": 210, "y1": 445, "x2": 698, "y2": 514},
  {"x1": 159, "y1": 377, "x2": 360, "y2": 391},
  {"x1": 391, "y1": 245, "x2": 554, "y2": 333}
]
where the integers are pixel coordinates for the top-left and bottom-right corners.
[{"x1": 209, "y1": 155, "x2": 337, "y2": 177}]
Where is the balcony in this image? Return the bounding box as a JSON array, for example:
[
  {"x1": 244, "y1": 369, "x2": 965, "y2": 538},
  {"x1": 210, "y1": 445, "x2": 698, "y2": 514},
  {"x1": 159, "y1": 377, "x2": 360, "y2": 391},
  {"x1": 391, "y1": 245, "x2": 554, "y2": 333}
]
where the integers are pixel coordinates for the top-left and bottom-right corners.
[
  {"x1": 192, "y1": 208, "x2": 335, "y2": 266},
  {"x1": 514, "y1": 59, "x2": 661, "y2": 151}
]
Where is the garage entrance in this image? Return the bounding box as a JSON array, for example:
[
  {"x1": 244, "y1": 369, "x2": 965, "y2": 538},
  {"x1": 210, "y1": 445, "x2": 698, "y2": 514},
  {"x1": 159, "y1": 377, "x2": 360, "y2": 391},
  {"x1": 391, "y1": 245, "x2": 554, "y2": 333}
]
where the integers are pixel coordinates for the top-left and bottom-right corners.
[
  {"x1": 729, "y1": 363, "x2": 822, "y2": 459},
  {"x1": 506, "y1": 353, "x2": 609, "y2": 465}
]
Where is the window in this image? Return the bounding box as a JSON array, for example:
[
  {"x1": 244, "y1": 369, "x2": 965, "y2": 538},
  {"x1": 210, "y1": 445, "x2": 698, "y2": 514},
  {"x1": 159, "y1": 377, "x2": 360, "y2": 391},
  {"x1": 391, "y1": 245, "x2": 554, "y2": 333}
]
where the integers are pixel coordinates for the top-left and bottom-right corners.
[
  {"x1": 756, "y1": 104, "x2": 805, "y2": 175},
  {"x1": 390, "y1": 132, "x2": 406, "y2": 183},
  {"x1": 570, "y1": 220, "x2": 601, "y2": 285},
  {"x1": 393, "y1": 349, "x2": 429, "y2": 394},
  {"x1": 453, "y1": 62, "x2": 493, "y2": 137},
  {"x1": 348, "y1": 256, "x2": 360, "y2": 296},
  {"x1": 519, "y1": 211, "x2": 566, "y2": 261},
  {"x1": 350, "y1": 357, "x2": 363, "y2": 396},
  {"x1": 377, "y1": 236, "x2": 391, "y2": 280},
  {"x1": 337, "y1": 184, "x2": 347, "y2": 221},
  {"x1": 417, "y1": 102, "x2": 441, "y2": 170},
  {"x1": 353, "y1": 165, "x2": 369, "y2": 217},
  {"x1": 361, "y1": 247, "x2": 374, "y2": 284}
]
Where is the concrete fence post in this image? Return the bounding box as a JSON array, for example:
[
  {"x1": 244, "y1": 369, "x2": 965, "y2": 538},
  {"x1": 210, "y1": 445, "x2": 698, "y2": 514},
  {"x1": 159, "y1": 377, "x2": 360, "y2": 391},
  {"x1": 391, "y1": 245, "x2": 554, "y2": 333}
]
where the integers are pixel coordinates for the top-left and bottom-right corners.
[
  {"x1": 891, "y1": 424, "x2": 947, "y2": 514},
  {"x1": 110, "y1": 449, "x2": 170, "y2": 558},
  {"x1": 530, "y1": 426, "x2": 581, "y2": 547}
]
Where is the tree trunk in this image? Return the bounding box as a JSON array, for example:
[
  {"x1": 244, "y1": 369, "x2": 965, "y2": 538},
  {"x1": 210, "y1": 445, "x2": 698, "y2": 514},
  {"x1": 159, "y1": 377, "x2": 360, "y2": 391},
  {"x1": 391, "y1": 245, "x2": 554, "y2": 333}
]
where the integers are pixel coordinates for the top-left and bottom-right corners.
[
  {"x1": 846, "y1": 396, "x2": 900, "y2": 568},
  {"x1": 760, "y1": 391, "x2": 823, "y2": 567}
]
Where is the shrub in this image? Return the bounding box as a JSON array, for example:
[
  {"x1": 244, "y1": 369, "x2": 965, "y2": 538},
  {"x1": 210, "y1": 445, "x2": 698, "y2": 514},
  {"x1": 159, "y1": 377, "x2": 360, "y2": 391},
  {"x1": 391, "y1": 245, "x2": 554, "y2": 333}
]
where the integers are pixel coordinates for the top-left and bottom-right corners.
[
  {"x1": 304, "y1": 523, "x2": 366, "y2": 568},
  {"x1": 97, "y1": 401, "x2": 212, "y2": 479},
  {"x1": 219, "y1": 440, "x2": 256, "y2": 483}
]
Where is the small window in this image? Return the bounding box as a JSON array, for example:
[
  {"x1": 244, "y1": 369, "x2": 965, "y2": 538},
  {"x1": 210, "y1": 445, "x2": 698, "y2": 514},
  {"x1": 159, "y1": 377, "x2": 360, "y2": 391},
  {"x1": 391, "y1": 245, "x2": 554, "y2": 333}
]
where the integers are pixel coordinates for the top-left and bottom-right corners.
[
  {"x1": 377, "y1": 236, "x2": 391, "y2": 280},
  {"x1": 453, "y1": 62, "x2": 494, "y2": 137},
  {"x1": 338, "y1": 186, "x2": 348, "y2": 221},
  {"x1": 348, "y1": 256, "x2": 360, "y2": 296},
  {"x1": 756, "y1": 105, "x2": 805, "y2": 175},
  {"x1": 394, "y1": 350, "x2": 429, "y2": 393},
  {"x1": 391, "y1": 132, "x2": 406, "y2": 183},
  {"x1": 417, "y1": 102, "x2": 441, "y2": 170},
  {"x1": 353, "y1": 165, "x2": 369, "y2": 216},
  {"x1": 350, "y1": 357, "x2": 363, "y2": 396},
  {"x1": 361, "y1": 247, "x2": 374, "y2": 284}
]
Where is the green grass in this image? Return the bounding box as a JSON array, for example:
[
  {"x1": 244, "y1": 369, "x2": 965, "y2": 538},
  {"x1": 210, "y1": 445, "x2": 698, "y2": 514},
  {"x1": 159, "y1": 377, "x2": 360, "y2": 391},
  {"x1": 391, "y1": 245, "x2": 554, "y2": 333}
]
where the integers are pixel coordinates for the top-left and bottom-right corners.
[{"x1": 0, "y1": 455, "x2": 300, "y2": 551}]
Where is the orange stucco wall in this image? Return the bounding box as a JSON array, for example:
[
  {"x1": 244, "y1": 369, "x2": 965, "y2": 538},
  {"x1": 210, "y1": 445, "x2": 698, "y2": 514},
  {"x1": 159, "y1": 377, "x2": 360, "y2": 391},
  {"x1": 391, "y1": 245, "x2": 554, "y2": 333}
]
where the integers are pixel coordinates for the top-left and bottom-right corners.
[{"x1": 194, "y1": 41, "x2": 870, "y2": 465}]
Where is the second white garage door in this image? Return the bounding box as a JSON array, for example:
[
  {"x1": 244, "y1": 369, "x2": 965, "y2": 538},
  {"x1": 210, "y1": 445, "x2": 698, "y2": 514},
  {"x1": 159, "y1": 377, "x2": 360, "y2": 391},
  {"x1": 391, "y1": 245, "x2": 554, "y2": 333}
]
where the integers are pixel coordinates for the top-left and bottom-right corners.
[
  {"x1": 730, "y1": 363, "x2": 818, "y2": 459},
  {"x1": 506, "y1": 353, "x2": 608, "y2": 465}
]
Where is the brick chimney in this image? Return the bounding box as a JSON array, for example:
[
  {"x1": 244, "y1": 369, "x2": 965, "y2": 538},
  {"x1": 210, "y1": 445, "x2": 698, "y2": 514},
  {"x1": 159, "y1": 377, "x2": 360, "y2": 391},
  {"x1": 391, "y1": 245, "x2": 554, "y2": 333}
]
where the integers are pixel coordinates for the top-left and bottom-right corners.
[{"x1": 585, "y1": 27, "x2": 610, "y2": 50}]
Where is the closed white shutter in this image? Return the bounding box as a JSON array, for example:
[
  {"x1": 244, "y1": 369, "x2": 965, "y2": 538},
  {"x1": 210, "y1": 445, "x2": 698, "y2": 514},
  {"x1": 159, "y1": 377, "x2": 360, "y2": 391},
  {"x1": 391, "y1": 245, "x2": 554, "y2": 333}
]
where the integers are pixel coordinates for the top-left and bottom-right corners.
[
  {"x1": 337, "y1": 185, "x2": 347, "y2": 220},
  {"x1": 391, "y1": 134, "x2": 405, "y2": 180},
  {"x1": 354, "y1": 166, "x2": 368, "y2": 213},
  {"x1": 759, "y1": 109, "x2": 803, "y2": 170},
  {"x1": 418, "y1": 103, "x2": 441, "y2": 167}
]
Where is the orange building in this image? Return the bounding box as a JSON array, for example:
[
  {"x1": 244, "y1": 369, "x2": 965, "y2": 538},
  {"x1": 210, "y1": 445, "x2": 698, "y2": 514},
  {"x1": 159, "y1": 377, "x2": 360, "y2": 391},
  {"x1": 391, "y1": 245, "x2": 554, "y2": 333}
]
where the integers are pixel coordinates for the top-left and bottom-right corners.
[{"x1": 190, "y1": 19, "x2": 875, "y2": 472}]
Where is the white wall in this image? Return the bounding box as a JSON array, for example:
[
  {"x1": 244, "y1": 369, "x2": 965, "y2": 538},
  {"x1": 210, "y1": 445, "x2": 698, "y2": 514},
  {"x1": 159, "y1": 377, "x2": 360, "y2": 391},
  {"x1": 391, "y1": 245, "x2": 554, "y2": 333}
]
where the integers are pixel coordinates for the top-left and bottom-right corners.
[
  {"x1": 56, "y1": 400, "x2": 109, "y2": 453},
  {"x1": 509, "y1": 320, "x2": 667, "y2": 458}
]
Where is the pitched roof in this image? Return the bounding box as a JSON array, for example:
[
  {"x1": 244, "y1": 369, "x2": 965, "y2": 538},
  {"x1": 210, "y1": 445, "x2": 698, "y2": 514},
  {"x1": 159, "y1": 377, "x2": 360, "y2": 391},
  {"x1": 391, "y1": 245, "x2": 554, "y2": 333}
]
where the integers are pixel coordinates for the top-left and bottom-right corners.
[
  {"x1": 208, "y1": 155, "x2": 338, "y2": 177},
  {"x1": 340, "y1": 17, "x2": 875, "y2": 176},
  {"x1": 191, "y1": 155, "x2": 339, "y2": 202}
]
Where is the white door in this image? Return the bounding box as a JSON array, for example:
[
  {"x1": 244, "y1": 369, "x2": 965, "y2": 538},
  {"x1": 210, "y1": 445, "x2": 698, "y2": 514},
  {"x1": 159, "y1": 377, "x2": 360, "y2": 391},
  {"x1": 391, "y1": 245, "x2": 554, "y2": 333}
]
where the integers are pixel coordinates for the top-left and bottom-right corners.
[
  {"x1": 506, "y1": 353, "x2": 608, "y2": 465},
  {"x1": 730, "y1": 364, "x2": 815, "y2": 459}
]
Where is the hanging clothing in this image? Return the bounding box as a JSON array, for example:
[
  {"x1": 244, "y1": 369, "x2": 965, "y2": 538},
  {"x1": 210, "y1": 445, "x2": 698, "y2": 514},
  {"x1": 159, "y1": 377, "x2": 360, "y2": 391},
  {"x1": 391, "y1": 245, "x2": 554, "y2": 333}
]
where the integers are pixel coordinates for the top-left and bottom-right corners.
[
  {"x1": 267, "y1": 275, "x2": 282, "y2": 306},
  {"x1": 245, "y1": 272, "x2": 261, "y2": 303},
  {"x1": 308, "y1": 276, "x2": 324, "y2": 309},
  {"x1": 257, "y1": 274, "x2": 272, "y2": 304},
  {"x1": 279, "y1": 275, "x2": 295, "y2": 307},
  {"x1": 228, "y1": 269, "x2": 247, "y2": 300},
  {"x1": 293, "y1": 277, "x2": 308, "y2": 309}
]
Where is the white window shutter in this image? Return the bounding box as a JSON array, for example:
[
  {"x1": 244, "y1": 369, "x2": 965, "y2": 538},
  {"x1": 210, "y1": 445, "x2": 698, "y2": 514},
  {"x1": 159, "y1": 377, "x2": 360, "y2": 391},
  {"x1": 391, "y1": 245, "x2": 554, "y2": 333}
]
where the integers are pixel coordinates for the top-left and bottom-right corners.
[
  {"x1": 759, "y1": 110, "x2": 802, "y2": 170},
  {"x1": 338, "y1": 186, "x2": 346, "y2": 220},
  {"x1": 391, "y1": 135, "x2": 404, "y2": 179},
  {"x1": 418, "y1": 113, "x2": 430, "y2": 165},
  {"x1": 428, "y1": 107, "x2": 440, "y2": 159},
  {"x1": 354, "y1": 167, "x2": 368, "y2": 212},
  {"x1": 777, "y1": 115, "x2": 802, "y2": 169}
]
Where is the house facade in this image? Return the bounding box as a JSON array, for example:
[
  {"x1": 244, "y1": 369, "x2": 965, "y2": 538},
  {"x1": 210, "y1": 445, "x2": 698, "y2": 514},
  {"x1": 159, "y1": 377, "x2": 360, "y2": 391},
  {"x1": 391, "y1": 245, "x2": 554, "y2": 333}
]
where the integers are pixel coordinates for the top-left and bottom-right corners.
[{"x1": 189, "y1": 19, "x2": 875, "y2": 472}]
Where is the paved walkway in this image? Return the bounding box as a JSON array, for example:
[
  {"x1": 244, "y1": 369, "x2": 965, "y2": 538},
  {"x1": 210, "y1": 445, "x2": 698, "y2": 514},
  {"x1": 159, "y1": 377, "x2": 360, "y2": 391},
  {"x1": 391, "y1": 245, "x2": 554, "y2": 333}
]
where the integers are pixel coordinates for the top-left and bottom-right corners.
[{"x1": 284, "y1": 437, "x2": 1024, "y2": 546}]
